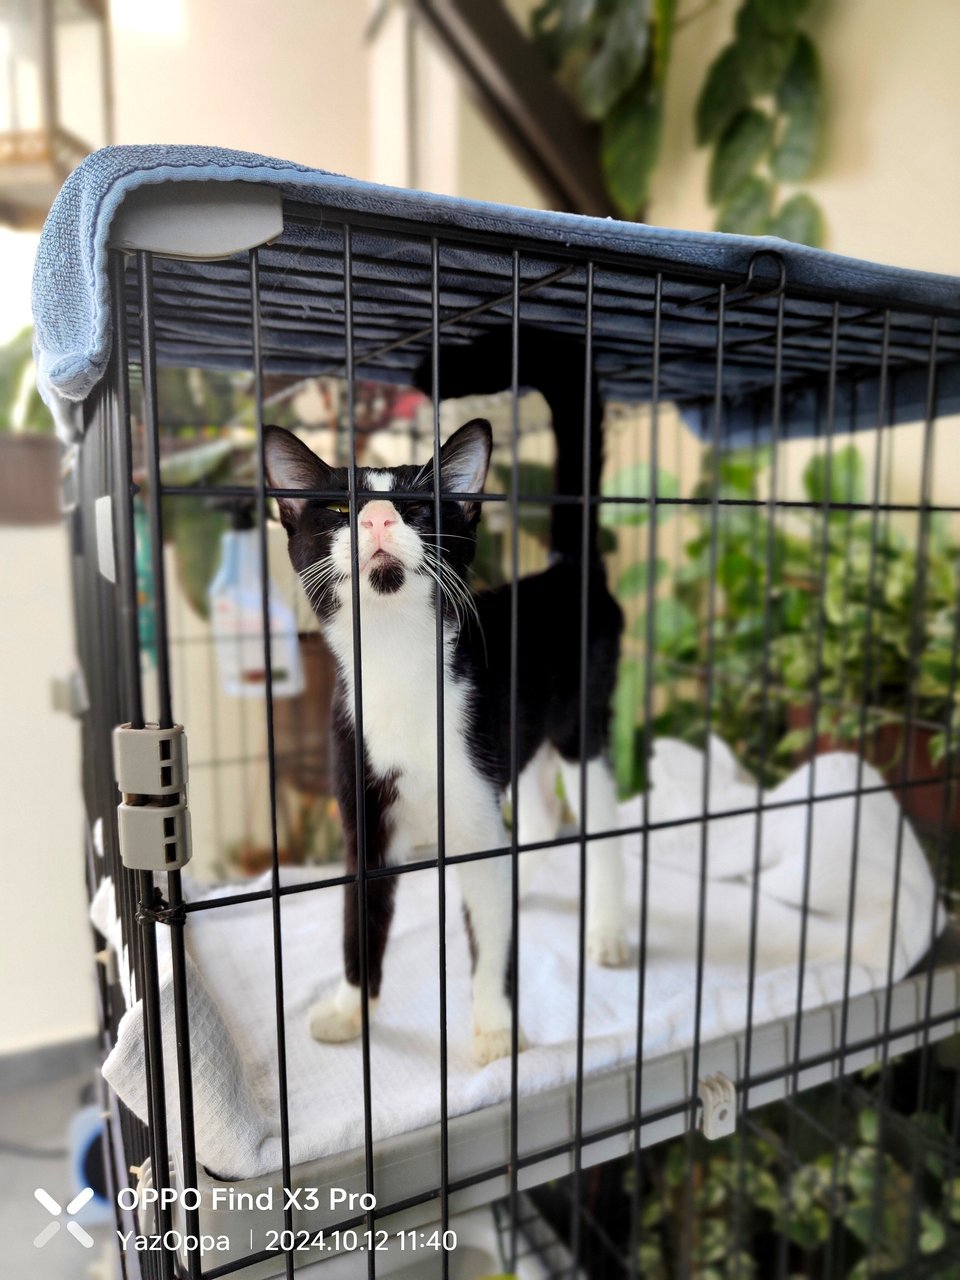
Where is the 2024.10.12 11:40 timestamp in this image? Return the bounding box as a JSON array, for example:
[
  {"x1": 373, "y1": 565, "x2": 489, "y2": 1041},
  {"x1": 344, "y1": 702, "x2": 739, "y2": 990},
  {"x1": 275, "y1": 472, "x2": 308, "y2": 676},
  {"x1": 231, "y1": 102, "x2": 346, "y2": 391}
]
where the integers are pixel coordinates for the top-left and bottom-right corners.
[{"x1": 262, "y1": 1227, "x2": 458, "y2": 1253}]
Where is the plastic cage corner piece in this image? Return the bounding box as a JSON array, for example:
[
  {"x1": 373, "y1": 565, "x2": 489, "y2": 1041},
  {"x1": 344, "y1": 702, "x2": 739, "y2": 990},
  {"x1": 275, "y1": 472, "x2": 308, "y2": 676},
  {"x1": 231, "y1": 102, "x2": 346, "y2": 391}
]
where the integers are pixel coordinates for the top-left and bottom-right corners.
[{"x1": 113, "y1": 723, "x2": 192, "y2": 871}]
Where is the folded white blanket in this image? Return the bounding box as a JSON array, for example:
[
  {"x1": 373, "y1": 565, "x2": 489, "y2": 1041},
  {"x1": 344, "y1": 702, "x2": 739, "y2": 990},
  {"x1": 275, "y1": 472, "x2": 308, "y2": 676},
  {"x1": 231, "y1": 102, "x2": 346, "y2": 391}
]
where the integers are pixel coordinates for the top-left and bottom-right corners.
[{"x1": 93, "y1": 738, "x2": 945, "y2": 1181}]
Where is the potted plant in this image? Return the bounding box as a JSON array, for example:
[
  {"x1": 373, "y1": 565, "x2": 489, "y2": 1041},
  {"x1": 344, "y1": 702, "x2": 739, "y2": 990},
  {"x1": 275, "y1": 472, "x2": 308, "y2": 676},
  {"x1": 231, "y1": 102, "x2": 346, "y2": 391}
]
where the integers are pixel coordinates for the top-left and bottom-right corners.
[
  {"x1": 611, "y1": 445, "x2": 811, "y2": 793},
  {"x1": 773, "y1": 447, "x2": 960, "y2": 836},
  {"x1": 0, "y1": 325, "x2": 60, "y2": 526},
  {"x1": 611, "y1": 438, "x2": 960, "y2": 836}
]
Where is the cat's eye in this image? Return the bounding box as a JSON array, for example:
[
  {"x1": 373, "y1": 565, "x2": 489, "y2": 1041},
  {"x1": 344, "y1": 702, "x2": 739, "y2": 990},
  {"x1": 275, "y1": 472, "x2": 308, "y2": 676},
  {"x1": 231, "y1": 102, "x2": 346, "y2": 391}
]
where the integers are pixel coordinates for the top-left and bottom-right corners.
[{"x1": 325, "y1": 502, "x2": 350, "y2": 515}]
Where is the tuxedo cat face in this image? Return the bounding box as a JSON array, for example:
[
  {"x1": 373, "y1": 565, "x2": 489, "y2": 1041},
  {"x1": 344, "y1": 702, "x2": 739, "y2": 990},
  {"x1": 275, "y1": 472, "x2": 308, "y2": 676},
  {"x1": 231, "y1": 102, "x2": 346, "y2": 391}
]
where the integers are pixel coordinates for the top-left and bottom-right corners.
[{"x1": 263, "y1": 419, "x2": 492, "y2": 623}]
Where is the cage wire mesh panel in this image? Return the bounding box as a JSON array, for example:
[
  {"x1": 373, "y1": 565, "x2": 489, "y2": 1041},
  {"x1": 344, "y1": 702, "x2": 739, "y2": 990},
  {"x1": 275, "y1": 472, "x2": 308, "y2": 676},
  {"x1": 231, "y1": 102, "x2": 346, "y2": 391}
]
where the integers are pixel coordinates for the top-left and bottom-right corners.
[{"x1": 53, "y1": 162, "x2": 960, "y2": 1280}]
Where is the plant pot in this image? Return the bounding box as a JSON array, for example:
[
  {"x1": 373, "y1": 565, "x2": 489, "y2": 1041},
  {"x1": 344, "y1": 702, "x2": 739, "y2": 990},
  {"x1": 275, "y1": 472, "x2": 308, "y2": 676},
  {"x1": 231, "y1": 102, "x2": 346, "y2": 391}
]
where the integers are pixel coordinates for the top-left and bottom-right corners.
[
  {"x1": 787, "y1": 703, "x2": 960, "y2": 836},
  {"x1": 232, "y1": 844, "x2": 298, "y2": 877},
  {"x1": 0, "y1": 434, "x2": 61, "y2": 525}
]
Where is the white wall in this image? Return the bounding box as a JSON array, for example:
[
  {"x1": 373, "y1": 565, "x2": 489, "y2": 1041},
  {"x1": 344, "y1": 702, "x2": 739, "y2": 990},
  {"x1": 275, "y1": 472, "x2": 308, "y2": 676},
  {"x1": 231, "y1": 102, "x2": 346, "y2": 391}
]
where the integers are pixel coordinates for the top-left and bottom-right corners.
[
  {"x1": 109, "y1": 0, "x2": 372, "y2": 176},
  {"x1": 0, "y1": 527, "x2": 94, "y2": 1053}
]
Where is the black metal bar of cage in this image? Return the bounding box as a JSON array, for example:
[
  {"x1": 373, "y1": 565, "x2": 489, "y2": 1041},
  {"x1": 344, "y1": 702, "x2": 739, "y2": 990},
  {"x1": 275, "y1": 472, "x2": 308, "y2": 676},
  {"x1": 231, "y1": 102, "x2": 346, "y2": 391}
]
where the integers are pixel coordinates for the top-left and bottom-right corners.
[
  {"x1": 686, "y1": 281, "x2": 726, "y2": 1279},
  {"x1": 343, "y1": 223, "x2": 379, "y2": 1280},
  {"x1": 778, "y1": 301, "x2": 841, "y2": 1280},
  {"x1": 137, "y1": 248, "x2": 203, "y2": 1279},
  {"x1": 429, "y1": 233, "x2": 451, "y2": 1280},
  {"x1": 870, "y1": 316, "x2": 940, "y2": 1267},
  {"x1": 912, "y1": 484, "x2": 960, "y2": 1254},
  {"x1": 250, "y1": 246, "x2": 296, "y2": 1280},
  {"x1": 830, "y1": 309, "x2": 892, "y2": 1278},
  {"x1": 629, "y1": 269, "x2": 662, "y2": 1279},
  {"x1": 570, "y1": 258, "x2": 595, "y2": 1276},
  {"x1": 507, "y1": 246, "x2": 522, "y2": 1273}
]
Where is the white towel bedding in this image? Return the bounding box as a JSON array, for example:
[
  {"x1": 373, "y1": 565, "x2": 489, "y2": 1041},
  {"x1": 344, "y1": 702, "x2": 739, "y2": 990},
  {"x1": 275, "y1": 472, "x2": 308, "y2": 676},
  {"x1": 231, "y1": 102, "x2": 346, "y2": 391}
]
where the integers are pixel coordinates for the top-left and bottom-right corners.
[{"x1": 92, "y1": 738, "x2": 945, "y2": 1182}]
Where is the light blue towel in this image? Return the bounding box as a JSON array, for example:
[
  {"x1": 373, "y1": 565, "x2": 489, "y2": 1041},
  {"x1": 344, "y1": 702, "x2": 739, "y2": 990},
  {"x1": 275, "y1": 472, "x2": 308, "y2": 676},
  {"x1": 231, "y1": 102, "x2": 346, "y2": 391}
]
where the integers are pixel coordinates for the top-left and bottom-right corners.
[{"x1": 32, "y1": 144, "x2": 960, "y2": 441}]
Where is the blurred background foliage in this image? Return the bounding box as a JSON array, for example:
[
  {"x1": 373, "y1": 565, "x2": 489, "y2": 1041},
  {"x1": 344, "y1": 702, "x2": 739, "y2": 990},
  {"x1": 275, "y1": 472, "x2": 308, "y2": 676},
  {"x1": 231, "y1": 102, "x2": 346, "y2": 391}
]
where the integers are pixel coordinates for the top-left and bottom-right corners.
[{"x1": 529, "y1": 0, "x2": 826, "y2": 243}]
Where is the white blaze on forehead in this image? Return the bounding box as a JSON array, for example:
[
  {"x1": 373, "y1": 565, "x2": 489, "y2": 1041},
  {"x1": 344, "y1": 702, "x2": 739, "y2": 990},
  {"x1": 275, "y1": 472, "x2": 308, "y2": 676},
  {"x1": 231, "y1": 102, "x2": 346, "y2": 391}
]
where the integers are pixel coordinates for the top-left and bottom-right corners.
[{"x1": 365, "y1": 471, "x2": 395, "y2": 493}]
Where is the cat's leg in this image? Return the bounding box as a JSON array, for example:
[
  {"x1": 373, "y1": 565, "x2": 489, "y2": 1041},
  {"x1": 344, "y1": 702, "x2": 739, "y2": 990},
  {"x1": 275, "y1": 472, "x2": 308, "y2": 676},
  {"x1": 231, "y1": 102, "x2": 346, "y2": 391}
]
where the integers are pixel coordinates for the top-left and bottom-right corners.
[
  {"x1": 452, "y1": 804, "x2": 528, "y2": 1065},
  {"x1": 515, "y1": 742, "x2": 561, "y2": 899},
  {"x1": 308, "y1": 815, "x2": 399, "y2": 1044},
  {"x1": 558, "y1": 756, "x2": 629, "y2": 967}
]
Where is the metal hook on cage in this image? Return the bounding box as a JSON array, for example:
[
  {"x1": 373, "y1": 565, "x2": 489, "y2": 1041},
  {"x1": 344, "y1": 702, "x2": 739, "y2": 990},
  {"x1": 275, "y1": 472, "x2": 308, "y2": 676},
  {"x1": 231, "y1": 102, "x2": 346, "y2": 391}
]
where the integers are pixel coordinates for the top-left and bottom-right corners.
[{"x1": 679, "y1": 248, "x2": 787, "y2": 312}]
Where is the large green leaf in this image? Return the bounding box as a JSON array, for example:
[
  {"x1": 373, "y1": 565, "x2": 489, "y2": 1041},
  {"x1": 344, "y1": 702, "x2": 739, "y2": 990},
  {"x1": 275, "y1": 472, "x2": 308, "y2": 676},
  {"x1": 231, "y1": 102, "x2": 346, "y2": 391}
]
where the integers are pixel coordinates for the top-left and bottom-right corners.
[
  {"x1": 600, "y1": 460, "x2": 679, "y2": 525},
  {"x1": 530, "y1": 0, "x2": 598, "y2": 66},
  {"x1": 803, "y1": 444, "x2": 865, "y2": 505},
  {"x1": 613, "y1": 657, "x2": 645, "y2": 795},
  {"x1": 617, "y1": 556, "x2": 668, "y2": 597},
  {"x1": 0, "y1": 326, "x2": 50, "y2": 433},
  {"x1": 635, "y1": 597, "x2": 697, "y2": 653},
  {"x1": 168, "y1": 501, "x2": 228, "y2": 620},
  {"x1": 695, "y1": 44, "x2": 748, "y2": 144},
  {"x1": 767, "y1": 193, "x2": 824, "y2": 246},
  {"x1": 578, "y1": 0, "x2": 652, "y2": 120},
  {"x1": 652, "y1": 0, "x2": 677, "y2": 84},
  {"x1": 777, "y1": 31, "x2": 821, "y2": 114},
  {"x1": 708, "y1": 108, "x2": 774, "y2": 204},
  {"x1": 771, "y1": 34, "x2": 822, "y2": 180},
  {"x1": 715, "y1": 175, "x2": 773, "y2": 235},
  {"x1": 735, "y1": 0, "x2": 798, "y2": 95},
  {"x1": 157, "y1": 438, "x2": 238, "y2": 487},
  {"x1": 602, "y1": 84, "x2": 663, "y2": 217},
  {"x1": 492, "y1": 460, "x2": 555, "y2": 496},
  {"x1": 771, "y1": 112, "x2": 819, "y2": 182}
]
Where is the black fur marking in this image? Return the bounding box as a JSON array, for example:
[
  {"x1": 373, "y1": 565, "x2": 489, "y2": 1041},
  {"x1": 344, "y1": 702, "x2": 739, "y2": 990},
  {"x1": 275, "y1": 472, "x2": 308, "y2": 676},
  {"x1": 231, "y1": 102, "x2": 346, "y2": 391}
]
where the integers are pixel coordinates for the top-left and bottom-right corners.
[
  {"x1": 333, "y1": 694, "x2": 400, "y2": 1000},
  {"x1": 369, "y1": 557, "x2": 405, "y2": 594},
  {"x1": 461, "y1": 904, "x2": 478, "y2": 975}
]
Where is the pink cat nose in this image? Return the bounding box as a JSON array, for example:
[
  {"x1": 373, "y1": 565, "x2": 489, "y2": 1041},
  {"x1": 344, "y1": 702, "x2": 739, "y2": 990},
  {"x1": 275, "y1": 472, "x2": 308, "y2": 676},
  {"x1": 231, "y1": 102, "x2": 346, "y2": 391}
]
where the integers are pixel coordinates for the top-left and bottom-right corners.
[{"x1": 360, "y1": 501, "x2": 399, "y2": 543}]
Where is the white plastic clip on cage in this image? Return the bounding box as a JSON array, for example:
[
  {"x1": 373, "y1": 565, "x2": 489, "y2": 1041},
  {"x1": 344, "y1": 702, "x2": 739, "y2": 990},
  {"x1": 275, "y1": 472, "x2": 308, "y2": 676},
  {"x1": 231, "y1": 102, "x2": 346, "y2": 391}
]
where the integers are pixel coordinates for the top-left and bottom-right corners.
[{"x1": 37, "y1": 145, "x2": 960, "y2": 1279}]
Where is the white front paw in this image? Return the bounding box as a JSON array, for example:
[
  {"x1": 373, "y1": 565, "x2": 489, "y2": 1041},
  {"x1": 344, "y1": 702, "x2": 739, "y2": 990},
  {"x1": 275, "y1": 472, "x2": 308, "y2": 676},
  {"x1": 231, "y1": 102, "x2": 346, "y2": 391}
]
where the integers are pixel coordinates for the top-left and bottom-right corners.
[
  {"x1": 587, "y1": 928, "x2": 629, "y2": 967},
  {"x1": 472, "y1": 1024, "x2": 528, "y2": 1066},
  {"x1": 308, "y1": 992, "x2": 378, "y2": 1043}
]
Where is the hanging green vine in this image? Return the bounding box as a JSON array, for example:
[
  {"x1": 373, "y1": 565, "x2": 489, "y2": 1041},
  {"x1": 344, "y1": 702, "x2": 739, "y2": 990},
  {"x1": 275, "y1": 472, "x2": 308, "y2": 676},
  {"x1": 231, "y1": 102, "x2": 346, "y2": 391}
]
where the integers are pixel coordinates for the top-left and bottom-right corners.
[
  {"x1": 698, "y1": 0, "x2": 825, "y2": 243},
  {"x1": 530, "y1": 0, "x2": 827, "y2": 246}
]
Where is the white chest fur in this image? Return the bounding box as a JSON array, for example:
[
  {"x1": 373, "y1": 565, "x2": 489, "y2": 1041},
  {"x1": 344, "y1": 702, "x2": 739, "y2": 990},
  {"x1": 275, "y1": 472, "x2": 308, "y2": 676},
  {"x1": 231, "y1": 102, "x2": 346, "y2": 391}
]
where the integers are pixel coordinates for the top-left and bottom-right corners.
[{"x1": 323, "y1": 577, "x2": 497, "y2": 857}]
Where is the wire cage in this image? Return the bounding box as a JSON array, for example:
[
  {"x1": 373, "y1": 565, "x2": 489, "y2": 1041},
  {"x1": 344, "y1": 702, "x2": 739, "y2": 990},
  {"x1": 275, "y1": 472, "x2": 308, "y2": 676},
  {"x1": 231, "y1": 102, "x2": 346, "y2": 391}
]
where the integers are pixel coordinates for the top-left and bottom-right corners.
[{"x1": 51, "y1": 151, "x2": 960, "y2": 1280}]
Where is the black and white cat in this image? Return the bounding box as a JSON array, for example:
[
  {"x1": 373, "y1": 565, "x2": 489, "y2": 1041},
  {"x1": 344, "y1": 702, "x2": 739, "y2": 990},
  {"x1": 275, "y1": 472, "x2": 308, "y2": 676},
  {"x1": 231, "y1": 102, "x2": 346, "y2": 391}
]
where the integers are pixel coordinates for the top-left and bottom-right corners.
[{"x1": 264, "y1": 329, "x2": 626, "y2": 1064}]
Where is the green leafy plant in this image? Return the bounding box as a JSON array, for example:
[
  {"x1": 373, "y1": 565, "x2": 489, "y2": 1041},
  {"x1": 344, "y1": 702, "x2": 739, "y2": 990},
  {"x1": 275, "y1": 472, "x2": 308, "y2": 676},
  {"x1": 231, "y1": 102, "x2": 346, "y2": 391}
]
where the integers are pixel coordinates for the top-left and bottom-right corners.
[
  {"x1": 530, "y1": 0, "x2": 827, "y2": 243},
  {"x1": 771, "y1": 448, "x2": 960, "y2": 781},
  {"x1": 610, "y1": 440, "x2": 960, "y2": 799},
  {"x1": 611, "y1": 444, "x2": 811, "y2": 791},
  {"x1": 701, "y1": 0, "x2": 829, "y2": 241},
  {"x1": 696, "y1": 0, "x2": 825, "y2": 243},
  {"x1": 623, "y1": 1085, "x2": 958, "y2": 1278},
  {"x1": 0, "y1": 326, "x2": 52, "y2": 432},
  {"x1": 530, "y1": 0, "x2": 679, "y2": 218}
]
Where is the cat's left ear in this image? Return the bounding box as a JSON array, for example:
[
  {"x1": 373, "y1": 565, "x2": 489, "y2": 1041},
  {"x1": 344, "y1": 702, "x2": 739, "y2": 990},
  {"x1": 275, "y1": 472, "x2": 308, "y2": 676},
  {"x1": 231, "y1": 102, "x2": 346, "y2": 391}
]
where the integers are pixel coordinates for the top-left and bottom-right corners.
[{"x1": 429, "y1": 418, "x2": 492, "y2": 521}]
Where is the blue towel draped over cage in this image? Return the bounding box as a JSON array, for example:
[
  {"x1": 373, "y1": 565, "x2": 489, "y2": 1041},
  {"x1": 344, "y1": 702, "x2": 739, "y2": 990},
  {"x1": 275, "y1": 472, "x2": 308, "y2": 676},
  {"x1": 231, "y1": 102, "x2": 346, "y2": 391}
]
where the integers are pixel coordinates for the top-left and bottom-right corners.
[{"x1": 32, "y1": 143, "x2": 960, "y2": 445}]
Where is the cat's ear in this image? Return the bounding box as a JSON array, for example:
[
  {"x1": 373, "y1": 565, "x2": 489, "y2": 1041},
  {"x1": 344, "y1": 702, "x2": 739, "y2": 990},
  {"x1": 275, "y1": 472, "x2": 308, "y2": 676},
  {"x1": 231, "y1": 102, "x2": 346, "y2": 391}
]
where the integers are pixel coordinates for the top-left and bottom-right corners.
[
  {"x1": 263, "y1": 426, "x2": 336, "y2": 533},
  {"x1": 424, "y1": 418, "x2": 492, "y2": 520}
]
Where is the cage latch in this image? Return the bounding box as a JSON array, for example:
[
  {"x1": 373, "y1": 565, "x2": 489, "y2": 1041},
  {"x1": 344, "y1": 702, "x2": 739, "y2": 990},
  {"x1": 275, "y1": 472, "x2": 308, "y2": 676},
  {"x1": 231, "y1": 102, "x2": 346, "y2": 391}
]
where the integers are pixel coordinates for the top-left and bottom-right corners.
[
  {"x1": 698, "y1": 1073, "x2": 737, "y2": 1140},
  {"x1": 136, "y1": 887, "x2": 186, "y2": 928},
  {"x1": 50, "y1": 668, "x2": 89, "y2": 718},
  {"x1": 113, "y1": 723, "x2": 192, "y2": 872}
]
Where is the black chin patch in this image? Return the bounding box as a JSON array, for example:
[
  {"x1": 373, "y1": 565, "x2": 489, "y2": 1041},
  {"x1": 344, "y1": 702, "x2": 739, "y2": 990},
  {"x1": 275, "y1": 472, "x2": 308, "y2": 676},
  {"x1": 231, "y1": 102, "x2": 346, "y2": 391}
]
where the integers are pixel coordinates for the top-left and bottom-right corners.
[{"x1": 369, "y1": 560, "x2": 405, "y2": 594}]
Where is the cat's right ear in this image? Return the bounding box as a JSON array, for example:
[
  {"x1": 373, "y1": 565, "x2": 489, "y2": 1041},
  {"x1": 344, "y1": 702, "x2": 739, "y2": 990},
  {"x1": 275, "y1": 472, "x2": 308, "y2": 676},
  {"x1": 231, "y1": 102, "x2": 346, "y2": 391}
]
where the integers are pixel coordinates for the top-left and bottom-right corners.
[{"x1": 262, "y1": 426, "x2": 335, "y2": 533}]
